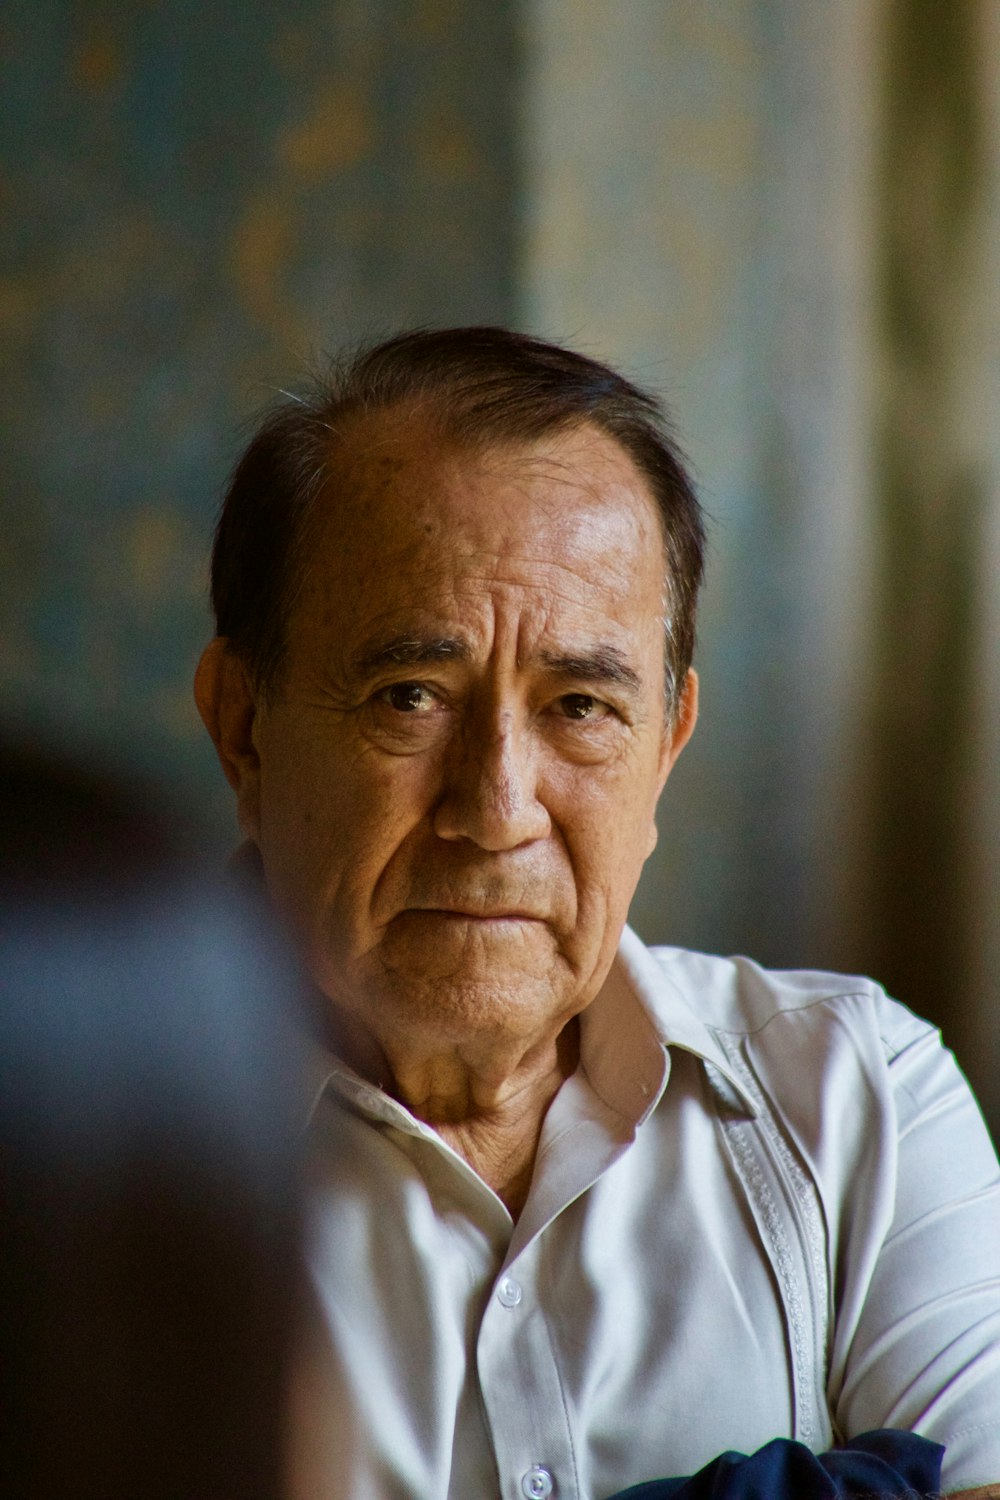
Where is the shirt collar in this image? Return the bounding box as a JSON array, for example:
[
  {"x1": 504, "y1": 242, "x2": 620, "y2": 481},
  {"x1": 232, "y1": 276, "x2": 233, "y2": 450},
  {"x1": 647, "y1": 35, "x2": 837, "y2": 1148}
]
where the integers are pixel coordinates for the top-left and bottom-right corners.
[
  {"x1": 576, "y1": 924, "x2": 757, "y2": 1124},
  {"x1": 304, "y1": 1046, "x2": 431, "y2": 1136}
]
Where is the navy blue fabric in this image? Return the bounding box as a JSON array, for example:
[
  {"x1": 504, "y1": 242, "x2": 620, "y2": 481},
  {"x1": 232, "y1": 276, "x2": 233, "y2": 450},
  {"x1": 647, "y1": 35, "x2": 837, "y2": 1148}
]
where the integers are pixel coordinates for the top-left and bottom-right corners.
[{"x1": 606, "y1": 1429, "x2": 945, "y2": 1499}]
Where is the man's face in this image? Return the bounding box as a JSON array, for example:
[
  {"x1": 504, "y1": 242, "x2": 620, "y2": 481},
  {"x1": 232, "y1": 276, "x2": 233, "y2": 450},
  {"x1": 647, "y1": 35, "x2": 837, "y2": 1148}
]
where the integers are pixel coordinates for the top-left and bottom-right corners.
[{"x1": 231, "y1": 413, "x2": 694, "y2": 1067}]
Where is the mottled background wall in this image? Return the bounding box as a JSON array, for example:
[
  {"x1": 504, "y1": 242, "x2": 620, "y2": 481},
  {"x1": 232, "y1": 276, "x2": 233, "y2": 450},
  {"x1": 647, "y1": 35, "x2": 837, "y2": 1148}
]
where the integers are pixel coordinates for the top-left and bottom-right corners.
[
  {"x1": 2, "y1": 0, "x2": 997, "y2": 1135},
  {"x1": 1, "y1": 0, "x2": 521, "y2": 801}
]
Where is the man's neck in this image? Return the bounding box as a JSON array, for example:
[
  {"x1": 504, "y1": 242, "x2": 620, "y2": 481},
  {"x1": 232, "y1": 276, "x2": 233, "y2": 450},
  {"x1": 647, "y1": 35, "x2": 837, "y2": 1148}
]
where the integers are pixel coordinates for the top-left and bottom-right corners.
[
  {"x1": 331, "y1": 1011, "x2": 581, "y2": 1220},
  {"x1": 431, "y1": 1019, "x2": 580, "y2": 1218}
]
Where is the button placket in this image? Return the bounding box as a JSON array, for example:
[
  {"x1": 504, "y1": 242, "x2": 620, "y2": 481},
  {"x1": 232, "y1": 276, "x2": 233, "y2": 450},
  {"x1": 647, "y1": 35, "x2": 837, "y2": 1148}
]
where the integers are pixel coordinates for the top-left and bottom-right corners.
[{"x1": 478, "y1": 1242, "x2": 576, "y2": 1500}]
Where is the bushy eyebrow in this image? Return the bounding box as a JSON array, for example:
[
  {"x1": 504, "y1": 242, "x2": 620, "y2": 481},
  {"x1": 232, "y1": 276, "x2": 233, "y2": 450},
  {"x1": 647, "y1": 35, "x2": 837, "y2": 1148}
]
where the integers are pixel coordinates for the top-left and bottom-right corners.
[
  {"x1": 352, "y1": 635, "x2": 643, "y2": 698},
  {"x1": 538, "y1": 647, "x2": 643, "y2": 697},
  {"x1": 352, "y1": 635, "x2": 472, "y2": 675}
]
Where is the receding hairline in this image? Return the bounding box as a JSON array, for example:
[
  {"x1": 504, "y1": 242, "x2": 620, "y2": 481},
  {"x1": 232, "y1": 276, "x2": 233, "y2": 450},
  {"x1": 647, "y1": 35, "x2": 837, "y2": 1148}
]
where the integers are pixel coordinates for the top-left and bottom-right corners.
[
  {"x1": 287, "y1": 398, "x2": 673, "y2": 580},
  {"x1": 307, "y1": 398, "x2": 671, "y2": 521}
]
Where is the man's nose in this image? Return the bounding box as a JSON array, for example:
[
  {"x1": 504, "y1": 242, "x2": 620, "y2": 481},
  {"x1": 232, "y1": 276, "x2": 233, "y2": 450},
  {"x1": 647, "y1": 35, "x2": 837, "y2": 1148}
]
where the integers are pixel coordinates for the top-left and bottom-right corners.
[{"x1": 432, "y1": 712, "x2": 551, "y2": 850}]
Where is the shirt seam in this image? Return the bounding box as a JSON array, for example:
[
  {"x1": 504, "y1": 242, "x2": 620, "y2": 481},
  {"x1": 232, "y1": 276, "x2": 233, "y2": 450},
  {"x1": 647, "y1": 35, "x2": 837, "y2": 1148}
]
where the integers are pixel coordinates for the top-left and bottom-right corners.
[
  {"x1": 940, "y1": 1418, "x2": 1000, "y2": 1442},
  {"x1": 709, "y1": 989, "x2": 878, "y2": 1041}
]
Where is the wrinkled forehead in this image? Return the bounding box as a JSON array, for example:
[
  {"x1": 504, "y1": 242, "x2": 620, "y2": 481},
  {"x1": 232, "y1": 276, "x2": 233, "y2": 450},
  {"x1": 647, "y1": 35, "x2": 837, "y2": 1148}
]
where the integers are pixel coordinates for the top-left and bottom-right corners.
[{"x1": 271, "y1": 409, "x2": 675, "y2": 710}]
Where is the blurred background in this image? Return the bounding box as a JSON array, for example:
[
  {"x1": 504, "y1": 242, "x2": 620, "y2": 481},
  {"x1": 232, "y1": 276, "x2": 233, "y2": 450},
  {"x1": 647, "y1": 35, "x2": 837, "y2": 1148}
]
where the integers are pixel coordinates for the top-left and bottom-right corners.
[{"x1": 1, "y1": 0, "x2": 997, "y2": 1137}]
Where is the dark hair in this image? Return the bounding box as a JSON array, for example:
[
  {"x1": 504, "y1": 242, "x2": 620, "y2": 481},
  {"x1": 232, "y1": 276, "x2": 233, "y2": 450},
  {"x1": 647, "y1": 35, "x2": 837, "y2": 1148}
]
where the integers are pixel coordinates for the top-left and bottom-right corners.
[{"x1": 210, "y1": 327, "x2": 705, "y2": 712}]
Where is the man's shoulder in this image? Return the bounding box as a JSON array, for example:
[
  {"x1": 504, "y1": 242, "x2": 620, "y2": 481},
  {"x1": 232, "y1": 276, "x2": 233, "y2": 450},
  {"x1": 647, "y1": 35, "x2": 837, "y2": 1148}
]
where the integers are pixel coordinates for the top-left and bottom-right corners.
[
  {"x1": 626, "y1": 931, "x2": 934, "y2": 1063},
  {"x1": 624, "y1": 933, "x2": 982, "y2": 1202}
]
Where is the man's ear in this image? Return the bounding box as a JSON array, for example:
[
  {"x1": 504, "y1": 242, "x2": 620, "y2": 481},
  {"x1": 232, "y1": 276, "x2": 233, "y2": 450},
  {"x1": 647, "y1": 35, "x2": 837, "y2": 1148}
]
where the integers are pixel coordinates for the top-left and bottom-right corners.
[
  {"x1": 193, "y1": 639, "x2": 262, "y2": 842},
  {"x1": 659, "y1": 668, "x2": 699, "y2": 789},
  {"x1": 644, "y1": 670, "x2": 699, "y2": 858}
]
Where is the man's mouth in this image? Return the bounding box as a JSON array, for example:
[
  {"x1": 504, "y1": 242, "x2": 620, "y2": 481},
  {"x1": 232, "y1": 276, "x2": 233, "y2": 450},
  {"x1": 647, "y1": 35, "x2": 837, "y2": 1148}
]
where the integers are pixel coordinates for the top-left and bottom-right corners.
[{"x1": 409, "y1": 906, "x2": 542, "y2": 922}]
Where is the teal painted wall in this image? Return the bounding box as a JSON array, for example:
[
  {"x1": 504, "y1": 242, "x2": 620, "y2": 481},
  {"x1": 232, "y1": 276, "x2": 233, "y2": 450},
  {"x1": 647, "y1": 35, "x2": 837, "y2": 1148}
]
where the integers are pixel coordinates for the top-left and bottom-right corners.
[{"x1": 1, "y1": 0, "x2": 522, "y2": 841}]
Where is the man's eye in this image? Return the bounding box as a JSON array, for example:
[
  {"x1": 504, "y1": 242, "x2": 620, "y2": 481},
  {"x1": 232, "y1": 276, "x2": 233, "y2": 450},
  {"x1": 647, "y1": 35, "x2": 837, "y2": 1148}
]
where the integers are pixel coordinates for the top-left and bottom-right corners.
[
  {"x1": 557, "y1": 693, "x2": 608, "y2": 721},
  {"x1": 382, "y1": 682, "x2": 436, "y2": 713}
]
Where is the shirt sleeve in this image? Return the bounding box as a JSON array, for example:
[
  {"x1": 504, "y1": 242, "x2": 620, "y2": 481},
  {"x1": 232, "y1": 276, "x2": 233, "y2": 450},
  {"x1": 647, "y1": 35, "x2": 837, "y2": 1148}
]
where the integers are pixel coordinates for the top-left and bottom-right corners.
[{"x1": 827, "y1": 992, "x2": 1000, "y2": 1494}]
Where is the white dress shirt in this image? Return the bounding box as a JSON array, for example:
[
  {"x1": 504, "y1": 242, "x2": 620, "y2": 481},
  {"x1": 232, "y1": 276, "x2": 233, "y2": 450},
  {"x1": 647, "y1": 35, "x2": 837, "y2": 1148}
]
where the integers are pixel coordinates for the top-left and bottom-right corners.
[{"x1": 297, "y1": 927, "x2": 1000, "y2": 1500}]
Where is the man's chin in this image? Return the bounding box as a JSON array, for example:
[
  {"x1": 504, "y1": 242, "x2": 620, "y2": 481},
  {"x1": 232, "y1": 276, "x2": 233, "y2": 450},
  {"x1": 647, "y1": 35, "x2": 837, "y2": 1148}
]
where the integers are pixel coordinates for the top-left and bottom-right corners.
[{"x1": 372, "y1": 919, "x2": 572, "y2": 1035}]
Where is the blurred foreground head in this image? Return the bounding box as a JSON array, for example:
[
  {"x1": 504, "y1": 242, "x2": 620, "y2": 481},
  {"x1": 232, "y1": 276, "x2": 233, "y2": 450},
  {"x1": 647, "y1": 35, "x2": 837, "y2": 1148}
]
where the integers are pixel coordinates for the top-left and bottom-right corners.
[{"x1": 1, "y1": 741, "x2": 305, "y2": 1500}]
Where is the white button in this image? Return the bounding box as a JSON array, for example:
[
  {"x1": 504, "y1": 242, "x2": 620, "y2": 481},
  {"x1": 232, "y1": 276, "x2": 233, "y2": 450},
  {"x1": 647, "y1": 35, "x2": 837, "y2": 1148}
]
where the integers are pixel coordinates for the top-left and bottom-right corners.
[
  {"x1": 496, "y1": 1275, "x2": 523, "y2": 1308},
  {"x1": 521, "y1": 1466, "x2": 553, "y2": 1498}
]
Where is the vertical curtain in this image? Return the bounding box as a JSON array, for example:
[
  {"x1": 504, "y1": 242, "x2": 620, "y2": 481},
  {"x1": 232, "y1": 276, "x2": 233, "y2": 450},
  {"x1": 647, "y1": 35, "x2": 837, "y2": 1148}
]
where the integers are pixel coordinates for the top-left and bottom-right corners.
[{"x1": 863, "y1": 0, "x2": 998, "y2": 1130}]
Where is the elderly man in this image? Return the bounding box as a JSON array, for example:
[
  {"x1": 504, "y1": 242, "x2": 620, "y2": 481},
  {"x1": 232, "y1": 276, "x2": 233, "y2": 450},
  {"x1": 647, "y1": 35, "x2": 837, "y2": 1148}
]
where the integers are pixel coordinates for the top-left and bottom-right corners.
[{"x1": 195, "y1": 328, "x2": 1000, "y2": 1500}]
